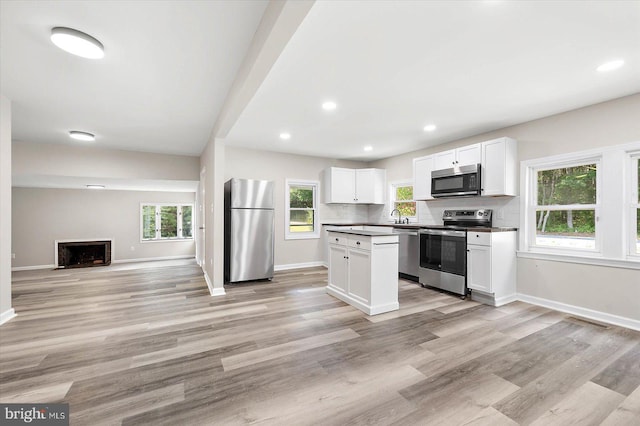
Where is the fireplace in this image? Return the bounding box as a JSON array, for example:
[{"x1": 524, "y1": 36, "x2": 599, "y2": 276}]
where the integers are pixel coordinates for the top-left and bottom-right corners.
[{"x1": 56, "y1": 240, "x2": 112, "y2": 269}]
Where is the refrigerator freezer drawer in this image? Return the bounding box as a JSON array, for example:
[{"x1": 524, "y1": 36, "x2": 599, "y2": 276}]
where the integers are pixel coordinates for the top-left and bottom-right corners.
[{"x1": 227, "y1": 208, "x2": 274, "y2": 282}]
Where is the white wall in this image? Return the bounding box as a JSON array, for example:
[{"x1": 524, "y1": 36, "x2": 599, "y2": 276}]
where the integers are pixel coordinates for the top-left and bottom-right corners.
[
  {"x1": 370, "y1": 93, "x2": 640, "y2": 324},
  {"x1": 224, "y1": 145, "x2": 369, "y2": 268},
  {"x1": 12, "y1": 188, "x2": 195, "y2": 268},
  {"x1": 13, "y1": 140, "x2": 200, "y2": 181},
  {"x1": 0, "y1": 95, "x2": 13, "y2": 323}
]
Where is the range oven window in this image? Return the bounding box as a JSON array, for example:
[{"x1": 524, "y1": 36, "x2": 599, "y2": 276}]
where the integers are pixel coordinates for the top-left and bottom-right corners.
[{"x1": 419, "y1": 231, "x2": 466, "y2": 276}]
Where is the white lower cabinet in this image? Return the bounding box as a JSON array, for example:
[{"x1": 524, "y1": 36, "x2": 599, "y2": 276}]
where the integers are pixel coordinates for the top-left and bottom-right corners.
[
  {"x1": 326, "y1": 231, "x2": 399, "y2": 315},
  {"x1": 466, "y1": 231, "x2": 517, "y2": 306}
]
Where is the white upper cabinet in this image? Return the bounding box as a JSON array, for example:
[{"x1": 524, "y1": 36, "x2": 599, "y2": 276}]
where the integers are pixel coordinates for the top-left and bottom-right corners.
[
  {"x1": 481, "y1": 137, "x2": 518, "y2": 196},
  {"x1": 413, "y1": 155, "x2": 435, "y2": 200},
  {"x1": 324, "y1": 167, "x2": 386, "y2": 204},
  {"x1": 433, "y1": 144, "x2": 481, "y2": 170}
]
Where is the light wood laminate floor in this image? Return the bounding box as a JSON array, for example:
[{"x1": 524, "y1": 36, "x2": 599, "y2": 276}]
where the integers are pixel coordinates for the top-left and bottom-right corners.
[{"x1": 1, "y1": 261, "x2": 639, "y2": 425}]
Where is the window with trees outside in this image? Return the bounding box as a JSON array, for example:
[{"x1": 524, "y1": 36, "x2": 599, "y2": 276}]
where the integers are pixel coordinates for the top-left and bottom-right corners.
[
  {"x1": 141, "y1": 204, "x2": 193, "y2": 241},
  {"x1": 633, "y1": 155, "x2": 640, "y2": 256},
  {"x1": 390, "y1": 182, "x2": 417, "y2": 222},
  {"x1": 534, "y1": 162, "x2": 599, "y2": 251},
  {"x1": 285, "y1": 179, "x2": 319, "y2": 240}
]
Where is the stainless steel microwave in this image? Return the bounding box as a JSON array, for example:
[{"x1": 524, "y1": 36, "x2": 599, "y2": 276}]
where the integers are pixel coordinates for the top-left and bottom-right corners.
[{"x1": 431, "y1": 164, "x2": 481, "y2": 198}]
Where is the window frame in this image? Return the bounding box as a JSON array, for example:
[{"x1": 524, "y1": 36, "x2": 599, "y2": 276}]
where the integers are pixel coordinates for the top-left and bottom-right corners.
[
  {"x1": 140, "y1": 203, "x2": 194, "y2": 242},
  {"x1": 388, "y1": 180, "x2": 418, "y2": 223},
  {"x1": 526, "y1": 157, "x2": 601, "y2": 255},
  {"x1": 285, "y1": 179, "x2": 320, "y2": 240},
  {"x1": 628, "y1": 152, "x2": 640, "y2": 258}
]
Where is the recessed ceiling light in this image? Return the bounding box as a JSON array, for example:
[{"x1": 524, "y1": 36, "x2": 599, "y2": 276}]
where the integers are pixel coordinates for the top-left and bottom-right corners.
[
  {"x1": 86, "y1": 185, "x2": 105, "y2": 189},
  {"x1": 363, "y1": 145, "x2": 373, "y2": 152},
  {"x1": 597, "y1": 59, "x2": 625, "y2": 72},
  {"x1": 51, "y1": 27, "x2": 104, "y2": 59},
  {"x1": 423, "y1": 124, "x2": 437, "y2": 132},
  {"x1": 322, "y1": 101, "x2": 337, "y2": 111},
  {"x1": 279, "y1": 133, "x2": 291, "y2": 140},
  {"x1": 69, "y1": 130, "x2": 95, "y2": 141}
]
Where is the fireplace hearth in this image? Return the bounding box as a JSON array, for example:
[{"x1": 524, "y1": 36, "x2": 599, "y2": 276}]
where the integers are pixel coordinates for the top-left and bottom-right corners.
[{"x1": 57, "y1": 240, "x2": 112, "y2": 269}]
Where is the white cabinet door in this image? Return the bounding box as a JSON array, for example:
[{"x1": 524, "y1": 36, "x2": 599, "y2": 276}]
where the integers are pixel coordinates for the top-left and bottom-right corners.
[
  {"x1": 413, "y1": 155, "x2": 435, "y2": 200},
  {"x1": 330, "y1": 168, "x2": 356, "y2": 203},
  {"x1": 456, "y1": 143, "x2": 482, "y2": 166},
  {"x1": 467, "y1": 244, "x2": 492, "y2": 293},
  {"x1": 434, "y1": 149, "x2": 456, "y2": 170},
  {"x1": 347, "y1": 248, "x2": 371, "y2": 303},
  {"x1": 481, "y1": 137, "x2": 517, "y2": 196},
  {"x1": 355, "y1": 169, "x2": 374, "y2": 203},
  {"x1": 328, "y1": 244, "x2": 348, "y2": 292}
]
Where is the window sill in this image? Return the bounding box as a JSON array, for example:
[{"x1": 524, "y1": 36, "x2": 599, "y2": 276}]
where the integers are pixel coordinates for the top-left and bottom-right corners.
[
  {"x1": 141, "y1": 238, "x2": 194, "y2": 243},
  {"x1": 517, "y1": 250, "x2": 640, "y2": 270},
  {"x1": 285, "y1": 233, "x2": 320, "y2": 241}
]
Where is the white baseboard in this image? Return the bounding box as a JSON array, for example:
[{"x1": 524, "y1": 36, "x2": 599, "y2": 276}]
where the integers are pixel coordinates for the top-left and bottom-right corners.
[
  {"x1": 112, "y1": 255, "x2": 195, "y2": 264},
  {"x1": 11, "y1": 264, "x2": 55, "y2": 272},
  {"x1": 0, "y1": 308, "x2": 16, "y2": 326},
  {"x1": 517, "y1": 293, "x2": 640, "y2": 332},
  {"x1": 274, "y1": 261, "x2": 326, "y2": 271},
  {"x1": 203, "y1": 270, "x2": 226, "y2": 297}
]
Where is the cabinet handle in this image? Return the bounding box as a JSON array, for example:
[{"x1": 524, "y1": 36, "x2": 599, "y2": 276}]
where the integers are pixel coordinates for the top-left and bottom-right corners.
[
  {"x1": 356, "y1": 241, "x2": 361, "y2": 245},
  {"x1": 335, "y1": 238, "x2": 339, "y2": 242}
]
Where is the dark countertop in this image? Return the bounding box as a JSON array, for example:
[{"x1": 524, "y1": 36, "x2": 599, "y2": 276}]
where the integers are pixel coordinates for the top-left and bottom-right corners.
[
  {"x1": 322, "y1": 223, "x2": 517, "y2": 232},
  {"x1": 326, "y1": 229, "x2": 401, "y2": 237}
]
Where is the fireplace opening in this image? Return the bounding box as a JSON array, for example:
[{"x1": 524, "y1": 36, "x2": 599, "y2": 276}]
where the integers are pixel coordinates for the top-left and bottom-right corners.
[{"x1": 57, "y1": 240, "x2": 112, "y2": 269}]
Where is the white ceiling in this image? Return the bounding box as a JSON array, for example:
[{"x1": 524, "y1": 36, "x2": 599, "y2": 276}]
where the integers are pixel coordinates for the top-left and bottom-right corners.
[
  {"x1": 0, "y1": 0, "x2": 268, "y2": 156},
  {"x1": 227, "y1": 1, "x2": 640, "y2": 161},
  {"x1": 1, "y1": 0, "x2": 639, "y2": 168}
]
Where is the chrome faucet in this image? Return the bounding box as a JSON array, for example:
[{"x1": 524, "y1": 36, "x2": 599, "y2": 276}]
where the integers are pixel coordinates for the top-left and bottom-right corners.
[{"x1": 390, "y1": 208, "x2": 402, "y2": 224}]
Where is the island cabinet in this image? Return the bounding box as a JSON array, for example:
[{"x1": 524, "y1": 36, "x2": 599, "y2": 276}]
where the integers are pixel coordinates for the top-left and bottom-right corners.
[
  {"x1": 323, "y1": 167, "x2": 386, "y2": 204},
  {"x1": 466, "y1": 230, "x2": 517, "y2": 306},
  {"x1": 326, "y1": 231, "x2": 399, "y2": 315}
]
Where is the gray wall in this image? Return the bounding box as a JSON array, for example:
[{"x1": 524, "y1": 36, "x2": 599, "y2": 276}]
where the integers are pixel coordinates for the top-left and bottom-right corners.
[
  {"x1": 370, "y1": 93, "x2": 640, "y2": 322},
  {"x1": 12, "y1": 188, "x2": 195, "y2": 268},
  {"x1": 1, "y1": 95, "x2": 12, "y2": 320},
  {"x1": 224, "y1": 145, "x2": 370, "y2": 268}
]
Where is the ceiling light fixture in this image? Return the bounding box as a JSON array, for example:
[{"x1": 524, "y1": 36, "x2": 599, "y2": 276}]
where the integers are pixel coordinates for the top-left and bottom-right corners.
[
  {"x1": 279, "y1": 133, "x2": 291, "y2": 140},
  {"x1": 69, "y1": 130, "x2": 95, "y2": 142},
  {"x1": 322, "y1": 101, "x2": 337, "y2": 111},
  {"x1": 423, "y1": 124, "x2": 437, "y2": 132},
  {"x1": 363, "y1": 146, "x2": 373, "y2": 152},
  {"x1": 86, "y1": 185, "x2": 105, "y2": 189},
  {"x1": 596, "y1": 59, "x2": 625, "y2": 72},
  {"x1": 51, "y1": 27, "x2": 105, "y2": 59}
]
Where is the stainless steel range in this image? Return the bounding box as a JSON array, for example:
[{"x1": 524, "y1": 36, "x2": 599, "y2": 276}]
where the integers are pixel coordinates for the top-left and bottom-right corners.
[{"x1": 418, "y1": 209, "x2": 492, "y2": 297}]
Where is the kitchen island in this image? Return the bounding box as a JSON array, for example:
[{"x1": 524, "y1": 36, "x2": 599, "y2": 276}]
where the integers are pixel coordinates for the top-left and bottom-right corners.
[{"x1": 326, "y1": 229, "x2": 399, "y2": 315}]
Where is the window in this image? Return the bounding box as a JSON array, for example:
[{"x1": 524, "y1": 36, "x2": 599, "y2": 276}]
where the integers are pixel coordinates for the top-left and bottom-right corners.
[
  {"x1": 389, "y1": 181, "x2": 417, "y2": 222},
  {"x1": 141, "y1": 204, "x2": 194, "y2": 241},
  {"x1": 631, "y1": 155, "x2": 640, "y2": 256},
  {"x1": 521, "y1": 141, "x2": 640, "y2": 267},
  {"x1": 285, "y1": 179, "x2": 319, "y2": 240},
  {"x1": 533, "y1": 162, "x2": 599, "y2": 251}
]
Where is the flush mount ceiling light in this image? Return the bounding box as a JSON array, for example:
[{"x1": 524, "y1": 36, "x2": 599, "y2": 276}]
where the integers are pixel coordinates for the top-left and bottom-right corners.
[
  {"x1": 86, "y1": 185, "x2": 105, "y2": 189},
  {"x1": 69, "y1": 130, "x2": 95, "y2": 141},
  {"x1": 51, "y1": 27, "x2": 104, "y2": 59},
  {"x1": 279, "y1": 133, "x2": 291, "y2": 140},
  {"x1": 363, "y1": 145, "x2": 373, "y2": 152},
  {"x1": 423, "y1": 124, "x2": 437, "y2": 132},
  {"x1": 322, "y1": 101, "x2": 337, "y2": 111},
  {"x1": 597, "y1": 59, "x2": 625, "y2": 72}
]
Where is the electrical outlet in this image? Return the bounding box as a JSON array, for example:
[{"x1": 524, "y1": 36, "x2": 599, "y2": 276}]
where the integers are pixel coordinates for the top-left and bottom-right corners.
[
  {"x1": 130, "y1": 246, "x2": 135, "y2": 251},
  {"x1": 11, "y1": 253, "x2": 15, "y2": 259},
  {"x1": 497, "y1": 209, "x2": 505, "y2": 220}
]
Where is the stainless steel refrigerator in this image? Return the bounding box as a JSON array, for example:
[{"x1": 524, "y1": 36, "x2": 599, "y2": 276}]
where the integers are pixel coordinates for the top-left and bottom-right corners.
[{"x1": 224, "y1": 178, "x2": 275, "y2": 282}]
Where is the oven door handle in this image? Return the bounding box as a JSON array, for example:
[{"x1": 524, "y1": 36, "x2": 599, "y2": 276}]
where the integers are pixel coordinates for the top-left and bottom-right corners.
[{"x1": 419, "y1": 229, "x2": 466, "y2": 238}]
